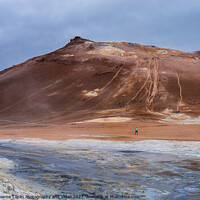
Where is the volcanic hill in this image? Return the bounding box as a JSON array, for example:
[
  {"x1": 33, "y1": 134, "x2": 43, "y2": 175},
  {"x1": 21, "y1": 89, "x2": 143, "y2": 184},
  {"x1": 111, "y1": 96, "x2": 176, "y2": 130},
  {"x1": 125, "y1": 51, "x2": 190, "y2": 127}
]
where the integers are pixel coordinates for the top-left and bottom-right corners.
[{"x1": 0, "y1": 36, "x2": 200, "y2": 125}]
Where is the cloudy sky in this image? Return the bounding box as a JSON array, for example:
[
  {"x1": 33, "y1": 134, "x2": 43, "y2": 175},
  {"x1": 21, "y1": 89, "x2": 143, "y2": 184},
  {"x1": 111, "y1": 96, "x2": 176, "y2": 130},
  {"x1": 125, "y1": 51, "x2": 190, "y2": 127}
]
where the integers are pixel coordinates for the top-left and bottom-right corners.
[{"x1": 0, "y1": 0, "x2": 200, "y2": 70}]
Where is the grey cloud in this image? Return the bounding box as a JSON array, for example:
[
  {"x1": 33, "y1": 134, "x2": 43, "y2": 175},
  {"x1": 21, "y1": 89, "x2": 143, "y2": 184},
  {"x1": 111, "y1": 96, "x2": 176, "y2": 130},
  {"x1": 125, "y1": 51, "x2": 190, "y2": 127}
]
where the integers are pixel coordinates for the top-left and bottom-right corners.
[{"x1": 0, "y1": 0, "x2": 200, "y2": 70}]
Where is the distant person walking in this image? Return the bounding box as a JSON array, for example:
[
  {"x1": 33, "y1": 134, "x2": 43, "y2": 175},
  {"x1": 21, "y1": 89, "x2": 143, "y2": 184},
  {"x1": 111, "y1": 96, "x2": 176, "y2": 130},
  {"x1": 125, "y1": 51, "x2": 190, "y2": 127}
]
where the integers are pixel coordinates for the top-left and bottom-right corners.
[{"x1": 135, "y1": 127, "x2": 138, "y2": 135}]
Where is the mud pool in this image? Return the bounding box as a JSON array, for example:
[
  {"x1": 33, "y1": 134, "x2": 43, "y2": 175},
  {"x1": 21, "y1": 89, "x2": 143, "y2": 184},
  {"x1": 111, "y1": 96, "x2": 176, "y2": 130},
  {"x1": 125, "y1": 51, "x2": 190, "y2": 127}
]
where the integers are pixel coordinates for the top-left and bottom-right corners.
[{"x1": 0, "y1": 139, "x2": 199, "y2": 199}]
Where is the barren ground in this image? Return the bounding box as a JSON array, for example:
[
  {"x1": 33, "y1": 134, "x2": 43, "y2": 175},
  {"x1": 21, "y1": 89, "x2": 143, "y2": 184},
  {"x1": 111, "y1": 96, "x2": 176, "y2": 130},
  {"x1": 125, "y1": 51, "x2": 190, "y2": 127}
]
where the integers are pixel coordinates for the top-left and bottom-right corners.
[{"x1": 0, "y1": 122, "x2": 199, "y2": 141}]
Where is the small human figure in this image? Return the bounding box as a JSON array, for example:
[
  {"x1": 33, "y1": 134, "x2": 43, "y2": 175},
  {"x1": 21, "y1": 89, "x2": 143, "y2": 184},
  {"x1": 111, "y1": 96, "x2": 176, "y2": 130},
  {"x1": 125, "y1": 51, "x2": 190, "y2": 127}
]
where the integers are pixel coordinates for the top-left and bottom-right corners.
[{"x1": 135, "y1": 127, "x2": 138, "y2": 135}]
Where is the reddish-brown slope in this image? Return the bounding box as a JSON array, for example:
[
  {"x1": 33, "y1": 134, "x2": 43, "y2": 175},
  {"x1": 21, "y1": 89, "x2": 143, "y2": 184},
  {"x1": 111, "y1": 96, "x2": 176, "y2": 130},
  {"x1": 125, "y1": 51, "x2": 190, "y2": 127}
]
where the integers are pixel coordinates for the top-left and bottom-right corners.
[{"x1": 0, "y1": 37, "x2": 200, "y2": 124}]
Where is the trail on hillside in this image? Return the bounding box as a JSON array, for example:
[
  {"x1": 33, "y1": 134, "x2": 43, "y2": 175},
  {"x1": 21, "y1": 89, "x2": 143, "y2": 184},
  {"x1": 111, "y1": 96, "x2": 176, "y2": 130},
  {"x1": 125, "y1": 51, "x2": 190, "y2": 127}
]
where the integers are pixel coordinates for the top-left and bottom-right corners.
[
  {"x1": 130, "y1": 58, "x2": 153, "y2": 102},
  {"x1": 100, "y1": 60, "x2": 126, "y2": 91},
  {"x1": 92, "y1": 58, "x2": 142, "y2": 109},
  {"x1": 166, "y1": 61, "x2": 183, "y2": 111},
  {"x1": 145, "y1": 58, "x2": 159, "y2": 111}
]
